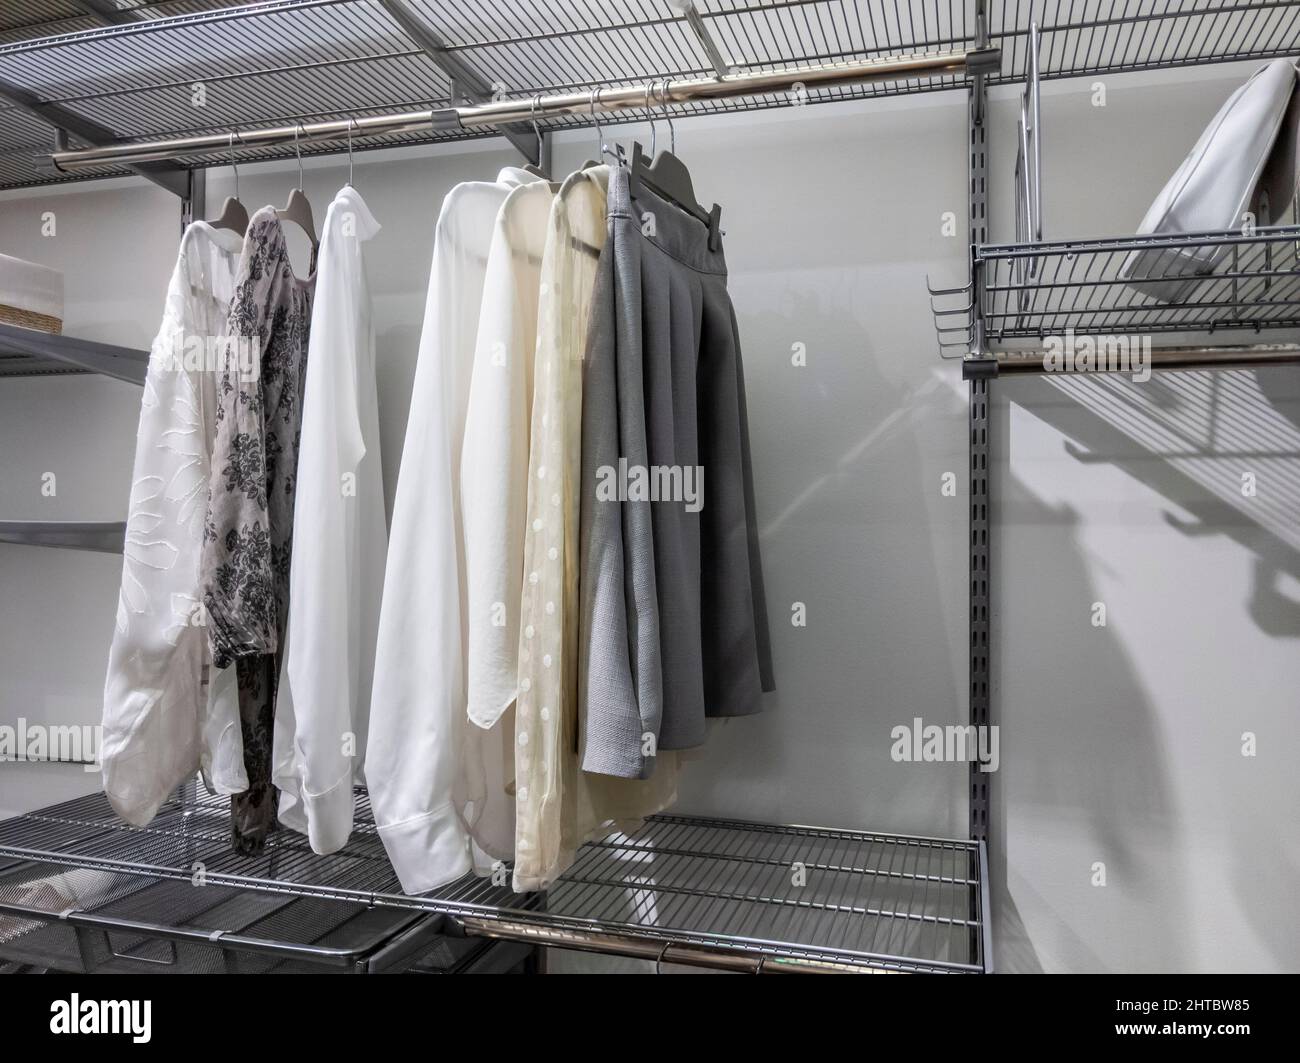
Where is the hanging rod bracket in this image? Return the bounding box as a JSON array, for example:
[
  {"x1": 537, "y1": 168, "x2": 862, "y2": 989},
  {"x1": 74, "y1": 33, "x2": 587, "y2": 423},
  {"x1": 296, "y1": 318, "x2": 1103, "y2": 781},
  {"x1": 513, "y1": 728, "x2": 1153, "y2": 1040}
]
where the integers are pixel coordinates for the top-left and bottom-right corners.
[
  {"x1": 671, "y1": 0, "x2": 733, "y2": 79},
  {"x1": 965, "y1": 47, "x2": 1002, "y2": 76},
  {"x1": 0, "y1": 76, "x2": 190, "y2": 198},
  {"x1": 430, "y1": 108, "x2": 463, "y2": 135},
  {"x1": 376, "y1": 0, "x2": 541, "y2": 167},
  {"x1": 962, "y1": 357, "x2": 999, "y2": 381}
]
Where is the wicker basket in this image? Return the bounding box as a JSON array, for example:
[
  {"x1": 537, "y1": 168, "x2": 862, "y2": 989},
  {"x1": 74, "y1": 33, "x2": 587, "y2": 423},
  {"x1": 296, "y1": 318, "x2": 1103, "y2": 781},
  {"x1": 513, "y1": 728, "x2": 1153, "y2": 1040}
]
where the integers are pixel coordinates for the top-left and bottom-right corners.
[{"x1": 0, "y1": 303, "x2": 62, "y2": 334}]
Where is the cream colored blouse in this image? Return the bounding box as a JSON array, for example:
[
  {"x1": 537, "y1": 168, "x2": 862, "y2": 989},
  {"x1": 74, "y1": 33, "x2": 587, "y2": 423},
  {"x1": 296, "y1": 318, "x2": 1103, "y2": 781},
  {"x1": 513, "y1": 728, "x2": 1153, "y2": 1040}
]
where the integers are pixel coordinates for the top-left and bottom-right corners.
[{"x1": 513, "y1": 166, "x2": 679, "y2": 893}]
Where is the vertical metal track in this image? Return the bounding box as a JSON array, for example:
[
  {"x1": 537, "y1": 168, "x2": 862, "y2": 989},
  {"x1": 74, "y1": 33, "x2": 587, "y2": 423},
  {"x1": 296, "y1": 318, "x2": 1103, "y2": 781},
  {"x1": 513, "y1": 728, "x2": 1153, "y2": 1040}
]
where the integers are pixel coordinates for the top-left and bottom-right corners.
[
  {"x1": 181, "y1": 167, "x2": 205, "y2": 235},
  {"x1": 968, "y1": 376, "x2": 990, "y2": 844},
  {"x1": 967, "y1": 1, "x2": 992, "y2": 969},
  {"x1": 967, "y1": 4, "x2": 991, "y2": 849}
]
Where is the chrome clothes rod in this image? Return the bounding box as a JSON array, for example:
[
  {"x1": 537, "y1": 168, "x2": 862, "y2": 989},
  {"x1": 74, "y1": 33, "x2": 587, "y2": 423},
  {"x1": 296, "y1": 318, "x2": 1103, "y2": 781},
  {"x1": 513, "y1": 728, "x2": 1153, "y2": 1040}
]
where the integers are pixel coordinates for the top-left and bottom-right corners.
[
  {"x1": 47, "y1": 47, "x2": 999, "y2": 173},
  {"x1": 457, "y1": 917, "x2": 889, "y2": 975},
  {"x1": 964, "y1": 344, "x2": 1300, "y2": 379}
]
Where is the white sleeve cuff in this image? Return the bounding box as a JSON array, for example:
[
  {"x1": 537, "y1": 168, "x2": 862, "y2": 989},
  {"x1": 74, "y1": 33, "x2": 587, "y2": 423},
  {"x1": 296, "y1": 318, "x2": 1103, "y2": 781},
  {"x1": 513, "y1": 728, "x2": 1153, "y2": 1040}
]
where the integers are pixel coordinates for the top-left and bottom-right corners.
[
  {"x1": 300, "y1": 774, "x2": 357, "y2": 855},
  {"x1": 376, "y1": 801, "x2": 472, "y2": 894}
]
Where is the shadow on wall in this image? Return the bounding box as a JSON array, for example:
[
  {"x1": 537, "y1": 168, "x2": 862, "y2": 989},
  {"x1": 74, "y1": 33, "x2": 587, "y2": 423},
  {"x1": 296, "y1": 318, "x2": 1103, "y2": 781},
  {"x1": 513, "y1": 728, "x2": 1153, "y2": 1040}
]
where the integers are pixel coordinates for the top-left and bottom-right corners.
[
  {"x1": 991, "y1": 449, "x2": 1186, "y2": 972},
  {"x1": 995, "y1": 364, "x2": 1300, "y2": 971},
  {"x1": 671, "y1": 280, "x2": 969, "y2": 839}
]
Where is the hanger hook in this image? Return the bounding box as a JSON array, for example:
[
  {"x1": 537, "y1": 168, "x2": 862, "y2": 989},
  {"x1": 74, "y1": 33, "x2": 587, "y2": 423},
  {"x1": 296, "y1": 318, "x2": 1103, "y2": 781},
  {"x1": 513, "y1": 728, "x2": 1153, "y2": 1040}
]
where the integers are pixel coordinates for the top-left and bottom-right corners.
[
  {"x1": 589, "y1": 86, "x2": 605, "y2": 159},
  {"x1": 346, "y1": 117, "x2": 356, "y2": 187},
  {"x1": 530, "y1": 94, "x2": 544, "y2": 169},
  {"x1": 654, "y1": 942, "x2": 670, "y2": 975},
  {"x1": 644, "y1": 82, "x2": 657, "y2": 157},
  {"x1": 660, "y1": 77, "x2": 675, "y2": 155},
  {"x1": 294, "y1": 124, "x2": 304, "y2": 190},
  {"x1": 228, "y1": 129, "x2": 240, "y2": 201}
]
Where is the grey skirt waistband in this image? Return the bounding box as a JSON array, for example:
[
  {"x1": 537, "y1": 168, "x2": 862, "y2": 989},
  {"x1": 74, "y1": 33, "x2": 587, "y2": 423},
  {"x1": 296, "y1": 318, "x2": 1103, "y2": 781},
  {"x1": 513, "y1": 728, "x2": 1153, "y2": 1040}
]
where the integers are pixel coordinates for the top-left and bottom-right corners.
[{"x1": 606, "y1": 163, "x2": 727, "y2": 275}]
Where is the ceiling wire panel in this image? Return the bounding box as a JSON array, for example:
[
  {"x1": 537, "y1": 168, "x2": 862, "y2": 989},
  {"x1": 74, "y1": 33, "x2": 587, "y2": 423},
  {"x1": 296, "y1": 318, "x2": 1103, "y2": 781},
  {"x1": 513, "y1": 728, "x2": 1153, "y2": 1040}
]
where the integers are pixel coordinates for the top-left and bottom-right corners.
[
  {"x1": 0, "y1": 2, "x2": 100, "y2": 45},
  {"x1": 990, "y1": 1, "x2": 1300, "y2": 84},
  {"x1": 0, "y1": 1, "x2": 249, "y2": 44},
  {"x1": 2, "y1": 2, "x2": 1300, "y2": 191}
]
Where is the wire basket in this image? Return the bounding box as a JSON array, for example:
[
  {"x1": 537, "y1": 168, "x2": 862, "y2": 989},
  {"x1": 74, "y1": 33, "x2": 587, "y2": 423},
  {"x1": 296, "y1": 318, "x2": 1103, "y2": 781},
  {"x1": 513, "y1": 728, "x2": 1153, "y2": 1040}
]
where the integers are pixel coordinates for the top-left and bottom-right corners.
[{"x1": 979, "y1": 227, "x2": 1300, "y2": 343}]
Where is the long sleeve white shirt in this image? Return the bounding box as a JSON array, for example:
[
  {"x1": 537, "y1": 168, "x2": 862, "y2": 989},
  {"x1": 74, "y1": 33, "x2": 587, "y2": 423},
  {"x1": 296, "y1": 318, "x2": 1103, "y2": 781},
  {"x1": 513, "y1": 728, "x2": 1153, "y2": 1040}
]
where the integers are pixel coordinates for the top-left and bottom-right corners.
[
  {"x1": 367, "y1": 167, "x2": 544, "y2": 893},
  {"x1": 462, "y1": 179, "x2": 555, "y2": 730},
  {"x1": 101, "y1": 221, "x2": 248, "y2": 825},
  {"x1": 274, "y1": 186, "x2": 387, "y2": 854}
]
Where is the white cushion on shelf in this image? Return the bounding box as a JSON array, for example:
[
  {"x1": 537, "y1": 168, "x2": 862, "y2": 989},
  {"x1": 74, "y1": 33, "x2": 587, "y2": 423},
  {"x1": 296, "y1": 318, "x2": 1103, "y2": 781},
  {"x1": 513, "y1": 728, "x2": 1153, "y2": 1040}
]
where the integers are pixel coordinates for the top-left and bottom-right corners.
[
  {"x1": 1120, "y1": 58, "x2": 1298, "y2": 303},
  {"x1": 0, "y1": 252, "x2": 64, "y2": 319}
]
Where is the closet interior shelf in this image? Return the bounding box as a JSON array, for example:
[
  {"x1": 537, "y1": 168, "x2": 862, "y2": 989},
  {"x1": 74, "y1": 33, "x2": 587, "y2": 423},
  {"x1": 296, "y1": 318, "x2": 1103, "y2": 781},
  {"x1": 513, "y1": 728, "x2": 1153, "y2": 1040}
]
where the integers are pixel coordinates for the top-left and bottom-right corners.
[
  {"x1": 4, "y1": 1, "x2": 1298, "y2": 190},
  {"x1": 0, "y1": 520, "x2": 126, "y2": 553},
  {"x1": 0, "y1": 322, "x2": 148, "y2": 383},
  {"x1": 0, "y1": 786, "x2": 991, "y2": 975},
  {"x1": 930, "y1": 227, "x2": 1300, "y2": 360}
]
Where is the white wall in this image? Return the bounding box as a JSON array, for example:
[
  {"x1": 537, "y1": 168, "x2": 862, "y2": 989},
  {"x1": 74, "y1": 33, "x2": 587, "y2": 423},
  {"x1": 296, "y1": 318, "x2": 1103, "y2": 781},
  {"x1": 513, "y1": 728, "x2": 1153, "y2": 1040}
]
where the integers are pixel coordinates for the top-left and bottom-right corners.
[{"x1": 1, "y1": 62, "x2": 1297, "y2": 973}]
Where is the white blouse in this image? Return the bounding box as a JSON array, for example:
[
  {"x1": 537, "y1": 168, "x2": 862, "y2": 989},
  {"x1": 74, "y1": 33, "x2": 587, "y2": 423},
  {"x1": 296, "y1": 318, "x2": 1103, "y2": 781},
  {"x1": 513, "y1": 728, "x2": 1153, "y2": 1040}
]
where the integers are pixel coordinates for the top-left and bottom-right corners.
[
  {"x1": 101, "y1": 221, "x2": 248, "y2": 826},
  {"x1": 274, "y1": 186, "x2": 386, "y2": 855},
  {"x1": 512, "y1": 167, "x2": 680, "y2": 893},
  {"x1": 367, "y1": 168, "x2": 545, "y2": 893}
]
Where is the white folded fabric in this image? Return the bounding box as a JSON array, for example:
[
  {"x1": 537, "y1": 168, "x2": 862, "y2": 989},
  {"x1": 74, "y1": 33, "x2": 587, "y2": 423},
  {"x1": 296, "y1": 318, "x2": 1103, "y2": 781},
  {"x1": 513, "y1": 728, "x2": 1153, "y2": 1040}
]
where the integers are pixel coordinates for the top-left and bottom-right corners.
[
  {"x1": 1121, "y1": 58, "x2": 1298, "y2": 302},
  {"x1": 0, "y1": 252, "x2": 64, "y2": 318}
]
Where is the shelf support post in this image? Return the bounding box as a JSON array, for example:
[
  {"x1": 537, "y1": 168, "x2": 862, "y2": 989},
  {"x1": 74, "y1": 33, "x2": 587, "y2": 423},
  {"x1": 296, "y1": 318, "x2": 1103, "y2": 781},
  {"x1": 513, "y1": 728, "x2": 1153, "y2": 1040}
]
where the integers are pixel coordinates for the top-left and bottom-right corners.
[
  {"x1": 967, "y1": 0, "x2": 993, "y2": 968},
  {"x1": 181, "y1": 167, "x2": 206, "y2": 235},
  {"x1": 968, "y1": 1, "x2": 992, "y2": 852},
  {"x1": 375, "y1": 0, "x2": 546, "y2": 171},
  {"x1": 672, "y1": 0, "x2": 733, "y2": 78},
  {"x1": 0, "y1": 75, "x2": 190, "y2": 198}
]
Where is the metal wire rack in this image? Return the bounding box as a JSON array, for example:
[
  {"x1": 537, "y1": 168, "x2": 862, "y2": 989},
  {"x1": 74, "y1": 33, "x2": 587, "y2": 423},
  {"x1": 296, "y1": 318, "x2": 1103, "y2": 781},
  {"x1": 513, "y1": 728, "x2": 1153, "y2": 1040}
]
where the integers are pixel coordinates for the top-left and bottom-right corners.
[
  {"x1": 982, "y1": 227, "x2": 1300, "y2": 343},
  {"x1": 3, "y1": 2, "x2": 1300, "y2": 190},
  {"x1": 931, "y1": 227, "x2": 1300, "y2": 357},
  {"x1": 0, "y1": 785, "x2": 990, "y2": 973}
]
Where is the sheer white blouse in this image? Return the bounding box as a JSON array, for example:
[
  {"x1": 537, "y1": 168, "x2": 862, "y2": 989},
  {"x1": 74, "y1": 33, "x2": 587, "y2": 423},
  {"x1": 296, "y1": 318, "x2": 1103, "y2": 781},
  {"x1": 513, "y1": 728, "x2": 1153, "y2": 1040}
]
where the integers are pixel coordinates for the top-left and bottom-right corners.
[{"x1": 101, "y1": 221, "x2": 248, "y2": 826}]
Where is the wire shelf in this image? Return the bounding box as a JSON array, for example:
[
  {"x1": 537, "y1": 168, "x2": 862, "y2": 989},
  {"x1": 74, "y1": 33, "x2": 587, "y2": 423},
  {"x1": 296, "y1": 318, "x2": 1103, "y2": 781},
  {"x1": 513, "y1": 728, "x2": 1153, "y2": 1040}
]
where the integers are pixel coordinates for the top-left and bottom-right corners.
[
  {"x1": 0, "y1": 861, "x2": 424, "y2": 972},
  {"x1": 0, "y1": 785, "x2": 990, "y2": 973},
  {"x1": 0, "y1": 520, "x2": 126, "y2": 552},
  {"x1": 3, "y1": 2, "x2": 1298, "y2": 190},
  {"x1": 978, "y1": 227, "x2": 1300, "y2": 343},
  {"x1": 0, "y1": 322, "x2": 149, "y2": 381},
  {"x1": 993, "y1": 1, "x2": 1300, "y2": 85}
]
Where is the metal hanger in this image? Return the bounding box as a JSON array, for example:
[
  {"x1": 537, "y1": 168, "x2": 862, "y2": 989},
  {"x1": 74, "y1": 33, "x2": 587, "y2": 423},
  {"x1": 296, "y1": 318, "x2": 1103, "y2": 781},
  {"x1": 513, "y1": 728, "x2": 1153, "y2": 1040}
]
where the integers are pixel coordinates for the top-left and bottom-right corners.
[
  {"x1": 205, "y1": 131, "x2": 249, "y2": 235},
  {"x1": 275, "y1": 124, "x2": 319, "y2": 256},
  {"x1": 645, "y1": 82, "x2": 658, "y2": 159},
  {"x1": 629, "y1": 78, "x2": 721, "y2": 249},
  {"x1": 345, "y1": 117, "x2": 356, "y2": 188},
  {"x1": 522, "y1": 95, "x2": 550, "y2": 180},
  {"x1": 580, "y1": 86, "x2": 623, "y2": 171},
  {"x1": 659, "y1": 75, "x2": 676, "y2": 155}
]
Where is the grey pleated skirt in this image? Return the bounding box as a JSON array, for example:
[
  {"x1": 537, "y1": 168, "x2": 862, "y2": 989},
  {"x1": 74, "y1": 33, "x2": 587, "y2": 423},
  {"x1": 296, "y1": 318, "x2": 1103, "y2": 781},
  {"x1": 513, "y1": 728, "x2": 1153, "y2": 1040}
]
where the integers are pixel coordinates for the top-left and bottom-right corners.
[{"x1": 579, "y1": 164, "x2": 774, "y2": 780}]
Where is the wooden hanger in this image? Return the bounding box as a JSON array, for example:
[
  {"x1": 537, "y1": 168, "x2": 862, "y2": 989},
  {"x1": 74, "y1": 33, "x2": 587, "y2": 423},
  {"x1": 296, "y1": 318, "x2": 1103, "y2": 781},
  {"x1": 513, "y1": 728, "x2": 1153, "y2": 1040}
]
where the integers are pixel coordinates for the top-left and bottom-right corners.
[
  {"x1": 629, "y1": 80, "x2": 722, "y2": 249},
  {"x1": 628, "y1": 141, "x2": 721, "y2": 250},
  {"x1": 206, "y1": 196, "x2": 249, "y2": 236}
]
